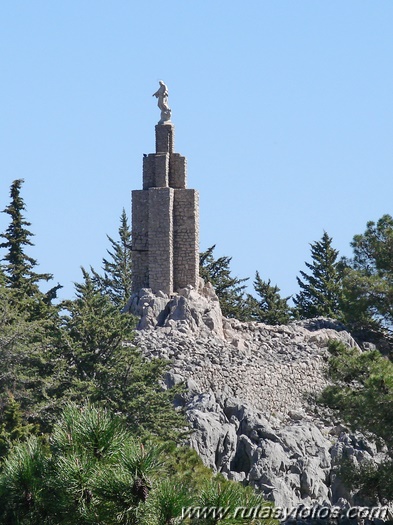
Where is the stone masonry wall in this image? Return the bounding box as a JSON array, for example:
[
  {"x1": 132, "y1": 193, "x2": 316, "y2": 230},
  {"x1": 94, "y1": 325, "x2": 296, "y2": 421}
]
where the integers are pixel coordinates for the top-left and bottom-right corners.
[
  {"x1": 170, "y1": 153, "x2": 187, "y2": 189},
  {"x1": 148, "y1": 188, "x2": 174, "y2": 295},
  {"x1": 132, "y1": 123, "x2": 199, "y2": 294},
  {"x1": 131, "y1": 190, "x2": 149, "y2": 291},
  {"x1": 156, "y1": 123, "x2": 174, "y2": 154},
  {"x1": 173, "y1": 189, "x2": 199, "y2": 290}
]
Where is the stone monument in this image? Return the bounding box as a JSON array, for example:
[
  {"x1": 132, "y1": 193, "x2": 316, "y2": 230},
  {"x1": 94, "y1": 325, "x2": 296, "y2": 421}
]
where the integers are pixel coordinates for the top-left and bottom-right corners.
[
  {"x1": 152, "y1": 80, "x2": 172, "y2": 124},
  {"x1": 131, "y1": 82, "x2": 199, "y2": 295}
]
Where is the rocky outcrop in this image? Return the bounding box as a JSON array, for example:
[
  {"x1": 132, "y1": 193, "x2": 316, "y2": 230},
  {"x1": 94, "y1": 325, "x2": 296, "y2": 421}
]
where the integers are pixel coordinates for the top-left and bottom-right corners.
[
  {"x1": 182, "y1": 392, "x2": 383, "y2": 508},
  {"x1": 125, "y1": 282, "x2": 384, "y2": 508},
  {"x1": 124, "y1": 279, "x2": 224, "y2": 337}
]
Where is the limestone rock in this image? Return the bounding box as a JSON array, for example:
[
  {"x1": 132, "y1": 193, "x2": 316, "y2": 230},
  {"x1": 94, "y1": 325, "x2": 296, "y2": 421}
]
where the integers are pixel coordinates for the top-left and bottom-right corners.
[
  {"x1": 124, "y1": 279, "x2": 224, "y2": 338},
  {"x1": 129, "y1": 286, "x2": 382, "y2": 508}
]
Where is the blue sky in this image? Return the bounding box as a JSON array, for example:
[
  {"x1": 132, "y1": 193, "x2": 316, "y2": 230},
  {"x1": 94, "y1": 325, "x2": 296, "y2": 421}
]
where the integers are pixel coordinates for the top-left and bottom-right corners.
[{"x1": 1, "y1": 1, "x2": 392, "y2": 300}]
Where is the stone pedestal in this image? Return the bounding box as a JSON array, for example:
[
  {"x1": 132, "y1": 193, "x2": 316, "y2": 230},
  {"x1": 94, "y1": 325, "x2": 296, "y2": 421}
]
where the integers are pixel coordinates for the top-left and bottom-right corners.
[{"x1": 131, "y1": 123, "x2": 199, "y2": 294}]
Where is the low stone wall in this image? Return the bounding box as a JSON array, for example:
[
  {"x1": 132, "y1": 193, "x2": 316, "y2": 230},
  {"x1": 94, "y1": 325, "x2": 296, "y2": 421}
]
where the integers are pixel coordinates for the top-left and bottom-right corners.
[{"x1": 130, "y1": 283, "x2": 357, "y2": 418}]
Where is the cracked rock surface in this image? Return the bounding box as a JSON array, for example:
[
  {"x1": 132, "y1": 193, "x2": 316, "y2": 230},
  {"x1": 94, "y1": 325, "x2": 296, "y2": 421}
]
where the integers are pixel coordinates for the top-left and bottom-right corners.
[{"x1": 124, "y1": 281, "x2": 384, "y2": 508}]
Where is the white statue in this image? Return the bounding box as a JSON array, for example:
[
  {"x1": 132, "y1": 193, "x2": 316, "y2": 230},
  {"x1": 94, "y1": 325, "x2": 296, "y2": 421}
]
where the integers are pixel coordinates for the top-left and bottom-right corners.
[{"x1": 152, "y1": 81, "x2": 172, "y2": 124}]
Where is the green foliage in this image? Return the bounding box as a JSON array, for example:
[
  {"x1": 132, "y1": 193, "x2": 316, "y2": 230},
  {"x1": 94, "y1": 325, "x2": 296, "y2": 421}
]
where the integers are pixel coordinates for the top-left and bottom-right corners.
[
  {"x1": 0, "y1": 266, "x2": 6, "y2": 285},
  {"x1": 247, "y1": 271, "x2": 292, "y2": 325},
  {"x1": 0, "y1": 404, "x2": 164, "y2": 524},
  {"x1": 0, "y1": 283, "x2": 61, "y2": 438},
  {"x1": 0, "y1": 266, "x2": 186, "y2": 443},
  {"x1": 0, "y1": 394, "x2": 36, "y2": 458},
  {"x1": 161, "y1": 443, "x2": 214, "y2": 488},
  {"x1": 0, "y1": 182, "x2": 276, "y2": 522},
  {"x1": 92, "y1": 209, "x2": 133, "y2": 309},
  {"x1": 0, "y1": 179, "x2": 61, "y2": 310},
  {"x1": 195, "y1": 479, "x2": 275, "y2": 525},
  {"x1": 351, "y1": 214, "x2": 393, "y2": 274},
  {"x1": 320, "y1": 340, "x2": 393, "y2": 449},
  {"x1": 48, "y1": 404, "x2": 165, "y2": 523},
  {"x1": 336, "y1": 457, "x2": 393, "y2": 505},
  {"x1": 339, "y1": 269, "x2": 382, "y2": 340},
  {"x1": 320, "y1": 340, "x2": 393, "y2": 501},
  {"x1": 340, "y1": 215, "x2": 393, "y2": 346},
  {"x1": 144, "y1": 478, "x2": 194, "y2": 525},
  {"x1": 293, "y1": 231, "x2": 342, "y2": 320},
  {"x1": 0, "y1": 404, "x2": 273, "y2": 525},
  {"x1": 60, "y1": 268, "x2": 136, "y2": 380},
  {"x1": 57, "y1": 268, "x2": 186, "y2": 442},
  {"x1": 1, "y1": 179, "x2": 46, "y2": 292},
  {"x1": 200, "y1": 245, "x2": 249, "y2": 320},
  {"x1": 0, "y1": 436, "x2": 50, "y2": 525}
]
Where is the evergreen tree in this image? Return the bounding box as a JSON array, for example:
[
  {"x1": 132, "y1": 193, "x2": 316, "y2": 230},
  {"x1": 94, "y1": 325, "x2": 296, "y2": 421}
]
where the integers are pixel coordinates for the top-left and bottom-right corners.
[
  {"x1": 0, "y1": 435, "x2": 49, "y2": 524},
  {"x1": 200, "y1": 245, "x2": 249, "y2": 320},
  {"x1": 0, "y1": 404, "x2": 164, "y2": 524},
  {"x1": 351, "y1": 214, "x2": 393, "y2": 274},
  {"x1": 194, "y1": 479, "x2": 274, "y2": 525},
  {"x1": 340, "y1": 215, "x2": 393, "y2": 346},
  {"x1": 247, "y1": 271, "x2": 292, "y2": 325},
  {"x1": 0, "y1": 281, "x2": 60, "y2": 436},
  {"x1": 1, "y1": 180, "x2": 49, "y2": 294},
  {"x1": 60, "y1": 268, "x2": 135, "y2": 379},
  {"x1": 0, "y1": 179, "x2": 61, "y2": 314},
  {"x1": 0, "y1": 394, "x2": 36, "y2": 458},
  {"x1": 0, "y1": 404, "x2": 274, "y2": 525},
  {"x1": 320, "y1": 340, "x2": 393, "y2": 502},
  {"x1": 92, "y1": 209, "x2": 132, "y2": 309},
  {"x1": 293, "y1": 231, "x2": 342, "y2": 319},
  {"x1": 58, "y1": 268, "x2": 185, "y2": 441},
  {"x1": 0, "y1": 266, "x2": 186, "y2": 442}
]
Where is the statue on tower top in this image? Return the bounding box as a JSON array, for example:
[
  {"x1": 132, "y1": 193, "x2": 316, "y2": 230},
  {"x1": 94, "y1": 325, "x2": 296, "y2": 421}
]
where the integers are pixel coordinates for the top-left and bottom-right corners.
[{"x1": 153, "y1": 81, "x2": 172, "y2": 124}]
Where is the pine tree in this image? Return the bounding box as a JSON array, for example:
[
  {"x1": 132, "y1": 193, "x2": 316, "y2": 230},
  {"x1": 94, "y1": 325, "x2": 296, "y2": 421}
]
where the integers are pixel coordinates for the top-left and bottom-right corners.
[
  {"x1": 0, "y1": 404, "x2": 165, "y2": 524},
  {"x1": 293, "y1": 231, "x2": 342, "y2": 320},
  {"x1": 340, "y1": 215, "x2": 393, "y2": 345},
  {"x1": 320, "y1": 340, "x2": 393, "y2": 502},
  {"x1": 92, "y1": 209, "x2": 132, "y2": 309},
  {"x1": 0, "y1": 404, "x2": 274, "y2": 525},
  {"x1": 351, "y1": 214, "x2": 393, "y2": 275},
  {"x1": 199, "y1": 245, "x2": 249, "y2": 320},
  {"x1": 0, "y1": 436, "x2": 48, "y2": 523},
  {"x1": 248, "y1": 271, "x2": 292, "y2": 325},
  {"x1": 0, "y1": 179, "x2": 61, "y2": 311}
]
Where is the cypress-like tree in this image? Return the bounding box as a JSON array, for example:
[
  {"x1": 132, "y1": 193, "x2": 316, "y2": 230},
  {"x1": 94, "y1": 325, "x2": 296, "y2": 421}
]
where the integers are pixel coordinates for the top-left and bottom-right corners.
[
  {"x1": 59, "y1": 268, "x2": 185, "y2": 441},
  {"x1": 92, "y1": 209, "x2": 132, "y2": 309},
  {"x1": 0, "y1": 279, "x2": 61, "y2": 435},
  {"x1": 0, "y1": 179, "x2": 61, "y2": 307},
  {"x1": 199, "y1": 245, "x2": 249, "y2": 320},
  {"x1": 1, "y1": 180, "x2": 49, "y2": 293},
  {"x1": 60, "y1": 268, "x2": 133, "y2": 378},
  {"x1": 248, "y1": 271, "x2": 292, "y2": 325},
  {"x1": 293, "y1": 232, "x2": 342, "y2": 319}
]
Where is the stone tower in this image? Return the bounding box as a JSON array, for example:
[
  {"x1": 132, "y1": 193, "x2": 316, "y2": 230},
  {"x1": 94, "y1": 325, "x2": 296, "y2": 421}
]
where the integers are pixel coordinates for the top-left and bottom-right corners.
[{"x1": 131, "y1": 86, "x2": 199, "y2": 295}]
